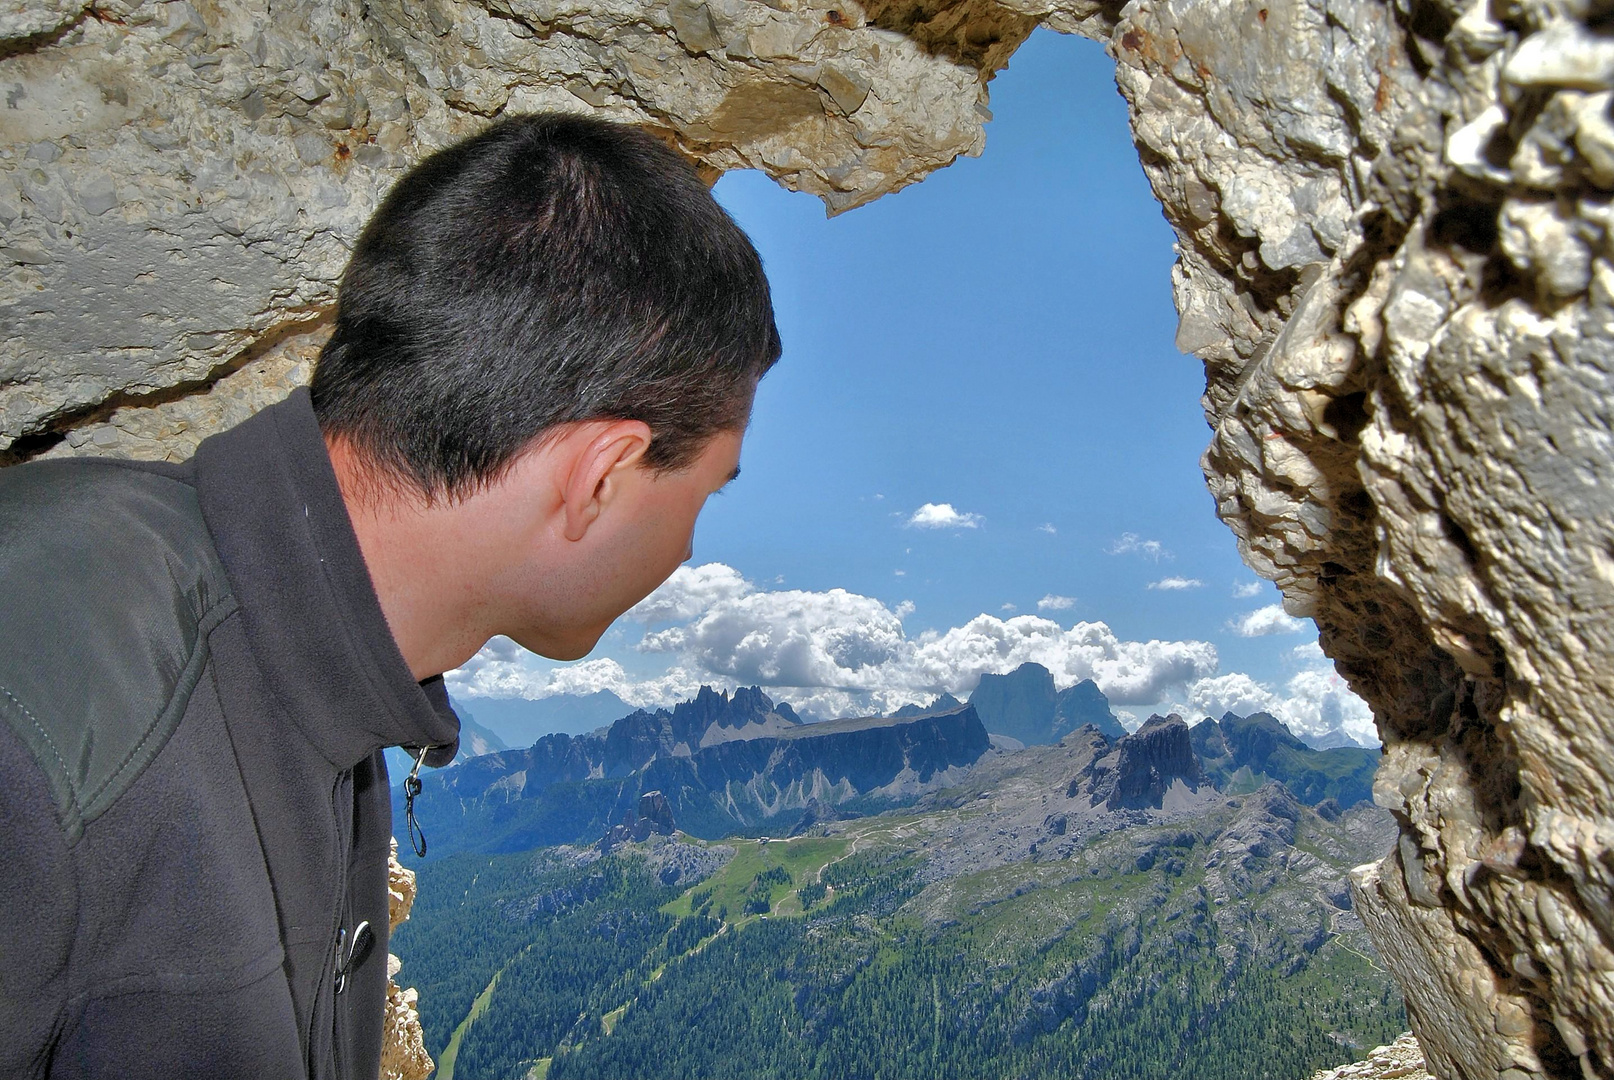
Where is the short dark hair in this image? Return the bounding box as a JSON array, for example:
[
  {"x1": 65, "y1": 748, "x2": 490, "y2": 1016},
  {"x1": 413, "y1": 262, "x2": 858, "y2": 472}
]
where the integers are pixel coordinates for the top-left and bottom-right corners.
[{"x1": 310, "y1": 113, "x2": 781, "y2": 497}]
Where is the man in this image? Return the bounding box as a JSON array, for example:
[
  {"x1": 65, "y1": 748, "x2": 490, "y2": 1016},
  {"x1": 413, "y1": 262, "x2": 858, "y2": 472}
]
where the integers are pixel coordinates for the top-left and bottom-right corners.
[{"x1": 0, "y1": 113, "x2": 779, "y2": 1078}]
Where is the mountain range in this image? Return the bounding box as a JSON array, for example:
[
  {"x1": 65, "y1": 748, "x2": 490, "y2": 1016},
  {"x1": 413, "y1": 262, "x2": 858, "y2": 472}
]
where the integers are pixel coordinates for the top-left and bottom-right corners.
[
  {"x1": 400, "y1": 688, "x2": 991, "y2": 857},
  {"x1": 401, "y1": 678, "x2": 1380, "y2": 866}
]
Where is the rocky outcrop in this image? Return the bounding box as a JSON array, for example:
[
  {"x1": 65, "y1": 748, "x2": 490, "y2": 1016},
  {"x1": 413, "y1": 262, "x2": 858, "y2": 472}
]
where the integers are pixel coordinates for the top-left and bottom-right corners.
[
  {"x1": 381, "y1": 840, "x2": 433, "y2": 1080},
  {"x1": 1113, "y1": 0, "x2": 1614, "y2": 1071},
  {"x1": 8, "y1": 0, "x2": 1614, "y2": 1072},
  {"x1": 1072, "y1": 713, "x2": 1203, "y2": 810},
  {"x1": 1309, "y1": 1033, "x2": 1432, "y2": 1080},
  {"x1": 0, "y1": 0, "x2": 1029, "y2": 457}
]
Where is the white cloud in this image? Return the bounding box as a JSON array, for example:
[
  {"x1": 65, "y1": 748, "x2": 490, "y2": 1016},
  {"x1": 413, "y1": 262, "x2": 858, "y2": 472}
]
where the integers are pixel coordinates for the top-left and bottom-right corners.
[
  {"x1": 627, "y1": 562, "x2": 752, "y2": 624},
  {"x1": 1231, "y1": 604, "x2": 1309, "y2": 637},
  {"x1": 907, "y1": 502, "x2": 983, "y2": 530},
  {"x1": 1001, "y1": 602, "x2": 1018, "y2": 612},
  {"x1": 446, "y1": 649, "x2": 709, "y2": 709},
  {"x1": 1232, "y1": 581, "x2": 1265, "y2": 599},
  {"x1": 1184, "y1": 666, "x2": 1378, "y2": 746},
  {"x1": 1038, "y1": 523, "x2": 1057, "y2": 535},
  {"x1": 1185, "y1": 672, "x2": 1280, "y2": 720},
  {"x1": 452, "y1": 564, "x2": 1221, "y2": 722},
  {"x1": 1109, "y1": 533, "x2": 1170, "y2": 560},
  {"x1": 1291, "y1": 641, "x2": 1326, "y2": 662},
  {"x1": 1148, "y1": 577, "x2": 1203, "y2": 591},
  {"x1": 894, "y1": 569, "x2": 907, "y2": 577},
  {"x1": 1037, "y1": 594, "x2": 1075, "y2": 611},
  {"x1": 628, "y1": 564, "x2": 1216, "y2": 716}
]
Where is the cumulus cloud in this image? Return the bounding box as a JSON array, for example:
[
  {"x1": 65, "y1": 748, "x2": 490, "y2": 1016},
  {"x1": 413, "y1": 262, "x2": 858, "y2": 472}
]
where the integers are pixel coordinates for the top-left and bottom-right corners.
[
  {"x1": 1038, "y1": 523, "x2": 1057, "y2": 535},
  {"x1": 453, "y1": 563, "x2": 1224, "y2": 722},
  {"x1": 628, "y1": 564, "x2": 1217, "y2": 715},
  {"x1": 627, "y1": 562, "x2": 752, "y2": 623},
  {"x1": 1231, "y1": 604, "x2": 1309, "y2": 637},
  {"x1": 907, "y1": 503, "x2": 983, "y2": 530},
  {"x1": 1001, "y1": 602, "x2": 1018, "y2": 612},
  {"x1": 1109, "y1": 533, "x2": 1170, "y2": 560},
  {"x1": 1232, "y1": 581, "x2": 1265, "y2": 599},
  {"x1": 447, "y1": 647, "x2": 708, "y2": 709},
  {"x1": 1184, "y1": 666, "x2": 1377, "y2": 746},
  {"x1": 1148, "y1": 577, "x2": 1203, "y2": 591},
  {"x1": 1037, "y1": 594, "x2": 1075, "y2": 611}
]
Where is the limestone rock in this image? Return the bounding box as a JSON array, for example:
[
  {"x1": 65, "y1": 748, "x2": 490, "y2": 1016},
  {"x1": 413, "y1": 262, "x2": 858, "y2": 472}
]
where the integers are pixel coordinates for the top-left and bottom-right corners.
[
  {"x1": 33, "y1": 327, "x2": 326, "y2": 464},
  {"x1": 379, "y1": 975, "x2": 433, "y2": 1080},
  {"x1": 0, "y1": 0, "x2": 1031, "y2": 452},
  {"x1": 382, "y1": 839, "x2": 433, "y2": 1080},
  {"x1": 1308, "y1": 1033, "x2": 1432, "y2": 1080}
]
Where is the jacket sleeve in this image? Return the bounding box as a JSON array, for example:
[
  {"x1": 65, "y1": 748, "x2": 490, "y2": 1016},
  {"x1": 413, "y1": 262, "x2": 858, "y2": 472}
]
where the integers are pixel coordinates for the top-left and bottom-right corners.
[{"x1": 0, "y1": 721, "x2": 80, "y2": 1079}]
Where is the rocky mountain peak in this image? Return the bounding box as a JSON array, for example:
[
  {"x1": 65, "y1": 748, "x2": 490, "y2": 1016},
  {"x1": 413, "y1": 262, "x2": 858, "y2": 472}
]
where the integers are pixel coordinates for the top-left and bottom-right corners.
[
  {"x1": 893, "y1": 692, "x2": 964, "y2": 718},
  {"x1": 967, "y1": 664, "x2": 1124, "y2": 745},
  {"x1": 1072, "y1": 714, "x2": 1203, "y2": 811}
]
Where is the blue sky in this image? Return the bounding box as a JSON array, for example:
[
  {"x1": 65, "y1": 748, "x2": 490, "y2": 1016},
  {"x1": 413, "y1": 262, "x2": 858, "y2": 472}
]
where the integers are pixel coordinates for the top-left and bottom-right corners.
[{"x1": 449, "y1": 30, "x2": 1376, "y2": 745}]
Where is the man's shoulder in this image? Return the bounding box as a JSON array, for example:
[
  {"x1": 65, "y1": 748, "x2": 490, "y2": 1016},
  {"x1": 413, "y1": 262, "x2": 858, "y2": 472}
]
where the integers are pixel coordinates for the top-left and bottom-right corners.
[{"x1": 0, "y1": 457, "x2": 239, "y2": 843}]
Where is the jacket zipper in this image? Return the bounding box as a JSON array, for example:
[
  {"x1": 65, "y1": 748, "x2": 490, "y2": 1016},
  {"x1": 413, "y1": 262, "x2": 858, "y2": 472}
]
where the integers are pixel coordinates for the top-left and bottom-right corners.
[{"x1": 316, "y1": 769, "x2": 354, "y2": 1080}]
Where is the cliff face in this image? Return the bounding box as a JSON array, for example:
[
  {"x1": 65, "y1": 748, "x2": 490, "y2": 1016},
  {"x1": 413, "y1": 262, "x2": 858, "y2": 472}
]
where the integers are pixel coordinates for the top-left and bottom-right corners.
[
  {"x1": 1071, "y1": 714, "x2": 1204, "y2": 811},
  {"x1": 408, "y1": 700, "x2": 995, "y2": 855},
  {"x1": 6, "y1": 0, "x2": 1614, "y2": 1076}
]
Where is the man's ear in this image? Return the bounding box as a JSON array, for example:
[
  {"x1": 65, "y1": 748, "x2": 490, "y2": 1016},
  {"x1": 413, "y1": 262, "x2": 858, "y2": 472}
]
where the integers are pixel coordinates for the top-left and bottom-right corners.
[{"x1": 561, "y1": 420, "x2": 653, "y2": 542}]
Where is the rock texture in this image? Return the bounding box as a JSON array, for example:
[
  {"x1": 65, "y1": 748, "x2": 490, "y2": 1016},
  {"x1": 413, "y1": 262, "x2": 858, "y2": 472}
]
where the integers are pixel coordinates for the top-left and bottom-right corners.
[
  {"x1": 1114, "y1": 0, "x2": 1614, "y2": 1072},
  {"x1": 0, "y1": 0, "x2": 1025, "y2": 456},
  {"x1": 7, "y1": 0, "x2": 1614, "y2": 1074},
  {"x1": 383, "y1": 840, "x2": 434, "y2": 1080},
  {"x1": 1310, "y1": 1033, "x2": 1432, "y2": 1080}
]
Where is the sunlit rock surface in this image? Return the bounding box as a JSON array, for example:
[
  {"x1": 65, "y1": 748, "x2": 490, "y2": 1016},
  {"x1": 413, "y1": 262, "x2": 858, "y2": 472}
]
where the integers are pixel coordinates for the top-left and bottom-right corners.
[
  {"x1": 1310, "y1": 1033, "x2": 1432, "y2": 1080},
  {"x1": 383, "y1": 839, "x2": 434, "y2": 1080},
  {"x1": 6, "y1": 0, "x2": 1614, "y2": 1075}
]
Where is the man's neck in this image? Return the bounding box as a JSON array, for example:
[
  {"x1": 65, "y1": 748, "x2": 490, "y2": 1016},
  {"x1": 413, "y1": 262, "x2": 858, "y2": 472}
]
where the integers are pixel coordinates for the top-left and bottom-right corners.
[{"x1": 324, "y1": 438, "x2": 488, "y2": 682}]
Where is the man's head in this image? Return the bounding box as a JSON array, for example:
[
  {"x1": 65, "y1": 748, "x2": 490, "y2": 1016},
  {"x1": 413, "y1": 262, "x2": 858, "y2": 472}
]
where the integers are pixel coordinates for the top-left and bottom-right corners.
[
  {"x1": 311, "y1": 112, "x2": 780, "y2": 499},
  {"x1": 312, "y1": 114, "x2": 779, "y2": 672}
]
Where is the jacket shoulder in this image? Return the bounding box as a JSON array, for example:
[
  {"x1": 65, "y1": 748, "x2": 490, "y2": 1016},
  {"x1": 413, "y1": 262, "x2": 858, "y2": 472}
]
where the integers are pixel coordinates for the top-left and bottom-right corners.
[{"x1": 0, "y1": 460, "x2": 238, "y2": 843}]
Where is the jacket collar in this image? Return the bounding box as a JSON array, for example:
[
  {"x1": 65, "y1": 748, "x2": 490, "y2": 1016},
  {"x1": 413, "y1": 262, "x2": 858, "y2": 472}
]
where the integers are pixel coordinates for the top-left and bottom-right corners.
[{"x1": 192, "y1": 387, "x2": 460, "y2": 771}]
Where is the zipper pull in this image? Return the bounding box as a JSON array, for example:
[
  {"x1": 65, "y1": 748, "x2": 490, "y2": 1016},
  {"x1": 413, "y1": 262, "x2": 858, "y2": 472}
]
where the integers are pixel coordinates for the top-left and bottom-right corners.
[
  {"x1": 404, "y1": 743, "x2": 434, "y2": 857},
  {"x1": 333, "y1": 920, "x2": 374, "y2": 995}
]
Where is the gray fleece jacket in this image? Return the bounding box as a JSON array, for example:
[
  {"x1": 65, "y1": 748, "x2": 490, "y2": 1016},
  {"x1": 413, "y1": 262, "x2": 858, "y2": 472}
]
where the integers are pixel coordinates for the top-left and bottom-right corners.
[{"x1": 0, "y1": 388, "x2": 459, "y2": 1079}]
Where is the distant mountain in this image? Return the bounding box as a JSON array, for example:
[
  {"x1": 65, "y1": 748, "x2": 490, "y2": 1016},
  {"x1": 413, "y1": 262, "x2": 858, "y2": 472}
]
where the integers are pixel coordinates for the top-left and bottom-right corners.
[
  {"x1": 449, "y1": 689, "x2": 635, "y2": 747},
  {"x1": 1303, "y1": 725, "x2": 1380, "y2": 750},
  {"x1": 383, "y1": 703, "x2": 509, "y2": 778},
  {"x1": 450, "y1": 702, "x2": 513, "y2": 757},
  {"x1": 1190, "y1": 711, "x2": 1379, "y2": 808},
  {"x1": 1053, "y1": 678, "x2": 1128, "y2": 739},
  {"x1": 893, "y1": 692, "x2": 963, "y2": 718},
  {"x1": 967, "y1": 662, "x2": 1126, "y2": 743},
  {"x1": 1073, "y1": 713, "x2": 1206, "y2": 811},
  {"x1": 398, "y1": 688, "x2": 992, "y2": 858}
]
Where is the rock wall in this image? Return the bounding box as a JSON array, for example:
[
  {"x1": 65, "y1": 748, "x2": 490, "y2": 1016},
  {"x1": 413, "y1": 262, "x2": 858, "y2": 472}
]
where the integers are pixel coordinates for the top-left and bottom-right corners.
[{"x1": 5, "y1": 0, "x2": 1612, "y2": 1077}]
